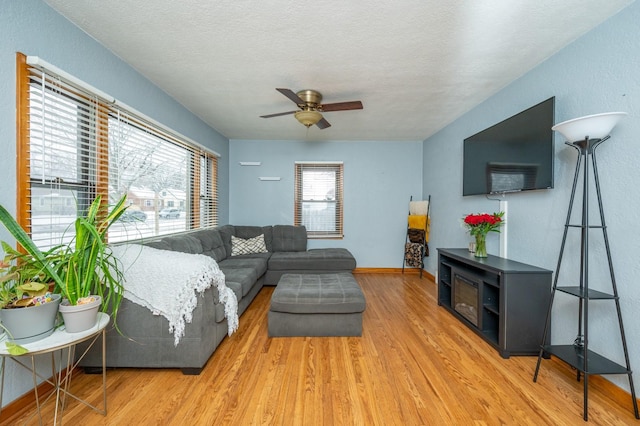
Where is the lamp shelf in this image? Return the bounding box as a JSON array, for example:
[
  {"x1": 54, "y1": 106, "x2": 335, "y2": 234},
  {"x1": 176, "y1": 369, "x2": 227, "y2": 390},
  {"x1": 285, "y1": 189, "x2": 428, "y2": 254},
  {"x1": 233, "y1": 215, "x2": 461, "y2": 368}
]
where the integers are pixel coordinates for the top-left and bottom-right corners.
[
  {"x1": 556, "y1": 286, "x2": 616, "y2": 300},
  {"x1": 542, "y1": 345, "x2": 629, "y2": 375},
  {"x1": 566, "y1": 224, "x2": 605, "y2": 229}
]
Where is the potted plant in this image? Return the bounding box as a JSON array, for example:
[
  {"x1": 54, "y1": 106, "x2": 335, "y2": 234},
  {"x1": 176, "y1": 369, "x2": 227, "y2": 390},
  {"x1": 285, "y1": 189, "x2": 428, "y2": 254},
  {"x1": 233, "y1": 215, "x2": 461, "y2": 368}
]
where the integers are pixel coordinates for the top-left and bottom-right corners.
[
  {"x1": 0, "y1": 243, "x2": 62, "y2": 347},
  {"x1": 0, "y1": 195, "x2": 128, "y2": 334},
  {"x1": 55, "y1": 195, "x2": 128, "y2": 332}
]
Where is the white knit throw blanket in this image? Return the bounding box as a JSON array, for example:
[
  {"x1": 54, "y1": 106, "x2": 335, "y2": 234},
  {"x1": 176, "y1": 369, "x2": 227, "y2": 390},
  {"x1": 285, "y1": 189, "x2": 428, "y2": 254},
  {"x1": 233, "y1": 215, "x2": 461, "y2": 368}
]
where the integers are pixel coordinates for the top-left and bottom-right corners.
[{"x1": 110, "y1": 244, "x2": 238, "y2": 346}]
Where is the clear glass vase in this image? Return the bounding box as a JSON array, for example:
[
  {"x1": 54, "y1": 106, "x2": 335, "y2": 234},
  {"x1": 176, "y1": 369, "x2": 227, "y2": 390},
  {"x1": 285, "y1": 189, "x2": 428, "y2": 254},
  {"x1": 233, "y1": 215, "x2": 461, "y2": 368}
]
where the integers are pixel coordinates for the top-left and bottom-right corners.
[{"x1": 474, "y1": 233, "x2": 487, "y2": 258}]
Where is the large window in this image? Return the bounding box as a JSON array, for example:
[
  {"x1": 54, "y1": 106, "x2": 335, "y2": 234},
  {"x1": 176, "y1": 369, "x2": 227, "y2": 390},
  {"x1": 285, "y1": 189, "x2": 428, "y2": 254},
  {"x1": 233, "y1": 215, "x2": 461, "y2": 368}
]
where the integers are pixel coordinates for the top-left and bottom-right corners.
[
  {"x1": 294, "y1": 162, "x2": 343, "y2": 238},
  {"x1": 17, "y1": 53, "x2": 218, "y2": 248}
]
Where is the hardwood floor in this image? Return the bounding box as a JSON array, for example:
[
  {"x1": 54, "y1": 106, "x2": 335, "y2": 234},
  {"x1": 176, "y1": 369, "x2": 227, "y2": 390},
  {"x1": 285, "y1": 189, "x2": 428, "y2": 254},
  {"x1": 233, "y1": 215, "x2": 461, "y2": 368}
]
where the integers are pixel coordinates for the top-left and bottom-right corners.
[{"x1": 2, "y1": 273, "x2": 638, "y2": 425}]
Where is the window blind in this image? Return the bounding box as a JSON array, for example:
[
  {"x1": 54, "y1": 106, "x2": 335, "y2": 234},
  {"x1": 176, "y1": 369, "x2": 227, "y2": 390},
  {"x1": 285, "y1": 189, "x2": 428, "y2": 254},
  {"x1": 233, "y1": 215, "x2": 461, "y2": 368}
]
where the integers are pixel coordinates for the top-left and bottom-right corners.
[
  {"x1": 17, "y1": 53, "x2": 218, "y2": 249},
  {"x1": 294, "y1": 162, "x2": 344, "y2": 238}
]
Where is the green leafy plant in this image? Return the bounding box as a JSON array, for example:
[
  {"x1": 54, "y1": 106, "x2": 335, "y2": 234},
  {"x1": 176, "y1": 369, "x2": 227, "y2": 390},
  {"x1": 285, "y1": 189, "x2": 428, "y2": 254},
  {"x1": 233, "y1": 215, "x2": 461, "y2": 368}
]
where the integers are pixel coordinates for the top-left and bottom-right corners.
[
  {"x1": 0, "y1": 242, "x2": 61, "y2": 309},
  {"x1": 0, "y1": 259, "x2": 21, "y2": 309},
  {"x1": 54, "y1": 195, "x2": 127, "y2": 308},
  {"x1": 0, "y1": 243, "x2": 62, "y2": 355},
  {"x1": 0, "y1": 209, "x2": 66, "y2": 297},
  {"x1": 0, "y1": 195, "x2": 128, "y2": 327},
  {"x1": 0, "y1": 271, "x2": 47, "y2": 308}
]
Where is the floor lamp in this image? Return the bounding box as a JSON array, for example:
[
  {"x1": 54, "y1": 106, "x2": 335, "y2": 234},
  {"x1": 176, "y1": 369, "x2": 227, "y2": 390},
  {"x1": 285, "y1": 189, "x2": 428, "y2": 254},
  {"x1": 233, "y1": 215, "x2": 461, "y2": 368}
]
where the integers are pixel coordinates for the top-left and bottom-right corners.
[{"x1": 533, "y1": 111, "x2": 639, "y2": 421}]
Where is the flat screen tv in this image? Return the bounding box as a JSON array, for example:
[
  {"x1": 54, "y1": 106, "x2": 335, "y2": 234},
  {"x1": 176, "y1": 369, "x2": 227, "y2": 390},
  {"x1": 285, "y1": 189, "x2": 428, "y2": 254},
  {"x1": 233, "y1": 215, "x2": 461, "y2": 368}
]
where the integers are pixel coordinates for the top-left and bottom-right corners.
[{"x1": 463, "y1": 96, "x2": 555, "y2": 196}]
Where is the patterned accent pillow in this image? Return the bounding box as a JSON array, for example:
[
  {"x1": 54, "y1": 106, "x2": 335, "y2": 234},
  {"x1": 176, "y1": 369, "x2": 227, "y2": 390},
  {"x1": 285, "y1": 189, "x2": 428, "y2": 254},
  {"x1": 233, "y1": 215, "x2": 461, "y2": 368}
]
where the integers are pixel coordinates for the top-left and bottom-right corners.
[{"x1": 231, "y1": 234, "x2": 268, "y2": 256}]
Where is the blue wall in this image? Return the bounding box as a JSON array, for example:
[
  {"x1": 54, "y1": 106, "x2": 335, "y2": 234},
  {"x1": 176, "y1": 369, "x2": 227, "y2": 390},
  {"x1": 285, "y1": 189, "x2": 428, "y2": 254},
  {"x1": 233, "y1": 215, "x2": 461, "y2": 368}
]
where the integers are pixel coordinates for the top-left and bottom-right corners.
[
  {"x1": 423, "y1": 1, "x2": 640, "y2": 392},
  {"x1": 229, "y1": 139, "x2": 423, "y2": 267},
  {"x1": 0, "y1": 0, "x2": 229, "y2": 406}
]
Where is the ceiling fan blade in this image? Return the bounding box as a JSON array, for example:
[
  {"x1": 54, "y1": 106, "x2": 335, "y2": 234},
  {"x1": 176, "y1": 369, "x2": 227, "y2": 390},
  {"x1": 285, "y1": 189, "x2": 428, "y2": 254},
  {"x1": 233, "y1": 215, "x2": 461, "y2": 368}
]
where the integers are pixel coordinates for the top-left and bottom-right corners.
[
  {"x1": 319, "y1": 101, "x2": 363, "y2": 112},
  {"x1": 316, "y1": 117, "x2": 331, "y2": 129},
  {"x1": 276, "y1": 88, "x2": 305, "y2": 105},
  {"x1": 260, "y1": 110, "x2": 298, "y2": 118}
]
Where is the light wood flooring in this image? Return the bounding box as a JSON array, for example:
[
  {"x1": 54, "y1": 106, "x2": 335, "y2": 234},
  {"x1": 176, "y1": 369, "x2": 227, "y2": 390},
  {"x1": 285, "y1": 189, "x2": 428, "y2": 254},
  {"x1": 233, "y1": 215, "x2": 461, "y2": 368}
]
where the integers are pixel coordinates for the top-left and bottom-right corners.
[{"x1": 2, "y1": 273, "x2": 638, "y2": 425}]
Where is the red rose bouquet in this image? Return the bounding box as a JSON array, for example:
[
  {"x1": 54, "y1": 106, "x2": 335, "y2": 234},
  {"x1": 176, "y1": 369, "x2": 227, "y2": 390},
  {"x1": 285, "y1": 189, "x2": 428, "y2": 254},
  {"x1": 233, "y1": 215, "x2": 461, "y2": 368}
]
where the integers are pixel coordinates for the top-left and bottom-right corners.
[
  {"x1": 463, "y1": 212, "x2": 504, "y2": 236},
  {"x1": 463, "y1": 212, "x2": 504, "y2": 257}
]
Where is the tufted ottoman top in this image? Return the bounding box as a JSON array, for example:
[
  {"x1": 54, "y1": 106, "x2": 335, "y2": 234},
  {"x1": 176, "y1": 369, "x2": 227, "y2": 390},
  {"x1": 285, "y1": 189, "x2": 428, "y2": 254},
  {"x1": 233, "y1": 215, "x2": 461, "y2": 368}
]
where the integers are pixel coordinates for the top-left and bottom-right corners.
[{"x1": 270, "y1": 273, "x2": 366, "y2": 315}]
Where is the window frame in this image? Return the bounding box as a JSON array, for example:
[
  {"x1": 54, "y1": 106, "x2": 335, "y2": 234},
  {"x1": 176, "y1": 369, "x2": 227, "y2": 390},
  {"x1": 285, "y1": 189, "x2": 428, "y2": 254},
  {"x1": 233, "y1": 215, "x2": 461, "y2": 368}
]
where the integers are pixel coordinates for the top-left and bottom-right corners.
[
  {"x1": 16, "y1": 52, "x2": 219, "y2": 247},
  {"x1": 294, "y1": 161, "x2": 344, "y2": 239}
]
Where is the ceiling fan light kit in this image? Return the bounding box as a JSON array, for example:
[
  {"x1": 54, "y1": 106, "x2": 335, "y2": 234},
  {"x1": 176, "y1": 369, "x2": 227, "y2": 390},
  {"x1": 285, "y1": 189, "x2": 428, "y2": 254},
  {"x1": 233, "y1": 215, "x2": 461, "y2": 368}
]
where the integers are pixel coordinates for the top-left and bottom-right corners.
[
  {"x1": 261, "y1": 88, "x2": 363, "y2": 129},
  {"x1": 295, "y1": 110, "x2": 323, "y2": 127}
]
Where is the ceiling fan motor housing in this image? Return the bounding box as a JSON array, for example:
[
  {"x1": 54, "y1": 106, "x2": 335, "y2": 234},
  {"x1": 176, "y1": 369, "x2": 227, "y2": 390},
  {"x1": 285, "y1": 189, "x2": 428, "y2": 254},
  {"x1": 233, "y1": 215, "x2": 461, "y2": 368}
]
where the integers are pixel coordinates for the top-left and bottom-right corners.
[{"x1": 296, "y1": 90, "x2": 322, "y2": 108}]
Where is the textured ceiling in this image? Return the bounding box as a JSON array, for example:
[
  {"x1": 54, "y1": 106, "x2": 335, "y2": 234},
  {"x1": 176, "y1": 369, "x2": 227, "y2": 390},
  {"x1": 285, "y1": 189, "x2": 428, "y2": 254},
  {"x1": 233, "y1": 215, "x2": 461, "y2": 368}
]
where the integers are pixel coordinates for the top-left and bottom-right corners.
[{"x1": 44, "y1": 0, "x2": 632, "y2": 142}]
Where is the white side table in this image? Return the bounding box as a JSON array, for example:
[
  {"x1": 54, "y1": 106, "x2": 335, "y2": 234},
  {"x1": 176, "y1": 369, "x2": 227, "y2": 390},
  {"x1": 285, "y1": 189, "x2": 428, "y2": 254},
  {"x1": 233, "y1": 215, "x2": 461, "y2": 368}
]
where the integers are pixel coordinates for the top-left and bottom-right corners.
[{"x1": 0, "y1": 312, "x2": 110, "y2": 425}]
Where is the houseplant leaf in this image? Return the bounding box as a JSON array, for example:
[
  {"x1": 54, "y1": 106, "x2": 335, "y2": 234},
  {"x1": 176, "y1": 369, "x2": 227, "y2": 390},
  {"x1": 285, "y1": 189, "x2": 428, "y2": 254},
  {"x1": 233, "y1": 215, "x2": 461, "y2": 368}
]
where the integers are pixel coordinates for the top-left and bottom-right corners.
[
  {"x1": 6, "y1": 341, "x2": 28, "y2": 356},
  {"x1": 0, "y1": 205, "x2": 65, "y2": 289}
]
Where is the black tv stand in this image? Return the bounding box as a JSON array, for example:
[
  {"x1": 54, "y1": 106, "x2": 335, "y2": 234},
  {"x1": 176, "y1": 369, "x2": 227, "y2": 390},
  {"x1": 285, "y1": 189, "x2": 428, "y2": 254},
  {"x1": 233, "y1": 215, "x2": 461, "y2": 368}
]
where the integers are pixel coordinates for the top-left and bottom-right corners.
[{"x1": 437, "y1": 248, "x2": 552, "y2": 358}]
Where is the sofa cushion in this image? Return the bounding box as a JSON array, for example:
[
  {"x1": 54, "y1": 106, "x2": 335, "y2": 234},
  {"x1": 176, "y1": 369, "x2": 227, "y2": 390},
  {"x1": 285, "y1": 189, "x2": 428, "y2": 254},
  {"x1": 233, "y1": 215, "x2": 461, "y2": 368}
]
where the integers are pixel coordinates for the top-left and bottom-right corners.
[
  {"x1": 224, "y1": 280, "x2": 243, "y2": 302},
  {"x1": 217, "y1": 225, "x2": 236, "y2": 258},
  {"x1": 231, "y1": 234, "x2": 268, "y2": 256},
  {"x1": 162, "y1": 234, "x2": 203, "y2": 255},
  {"x1": 234, "y1": 226, "x2": 273, "y2": 252},
  {"x1": 219, "y1": 254, "x2": 269, "y2": 277},
  {"x1": 189, "y1": 229, "x2": 227, "y2": 262},
  {"x1": 271, "y1": 225, "x2": 307, "y2": 252},
  {"x1": 143, "y1": 240, "x2": 172, "y2": 251},
  {"x1": 268, "y1": 248, "x2": 356, "y2": 271},
  {"x1": 222, "y1": 268, "x2": 259, "y2": 297}
]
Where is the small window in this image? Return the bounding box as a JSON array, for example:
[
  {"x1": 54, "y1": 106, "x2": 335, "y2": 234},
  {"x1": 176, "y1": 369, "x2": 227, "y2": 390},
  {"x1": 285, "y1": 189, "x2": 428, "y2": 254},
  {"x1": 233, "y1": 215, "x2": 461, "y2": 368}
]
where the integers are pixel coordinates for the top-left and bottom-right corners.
[{"x1": 294, "y1": 162, "x2": 343, "y2": 238}]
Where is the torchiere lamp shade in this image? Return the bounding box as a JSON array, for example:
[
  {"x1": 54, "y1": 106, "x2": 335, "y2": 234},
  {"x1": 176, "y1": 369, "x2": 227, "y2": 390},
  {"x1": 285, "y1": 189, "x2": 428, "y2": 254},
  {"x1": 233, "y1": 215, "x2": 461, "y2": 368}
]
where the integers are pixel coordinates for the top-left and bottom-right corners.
[{"x1": 552, "y1": 112, "x2": 627, "y2": 142}]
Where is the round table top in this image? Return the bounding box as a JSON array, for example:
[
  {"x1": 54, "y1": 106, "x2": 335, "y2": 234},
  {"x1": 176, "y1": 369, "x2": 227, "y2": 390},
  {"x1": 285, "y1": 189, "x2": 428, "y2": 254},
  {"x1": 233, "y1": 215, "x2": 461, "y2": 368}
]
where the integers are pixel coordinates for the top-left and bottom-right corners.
[{"x1": 0, "y1": 312, "x2": 110, "y2": 356}]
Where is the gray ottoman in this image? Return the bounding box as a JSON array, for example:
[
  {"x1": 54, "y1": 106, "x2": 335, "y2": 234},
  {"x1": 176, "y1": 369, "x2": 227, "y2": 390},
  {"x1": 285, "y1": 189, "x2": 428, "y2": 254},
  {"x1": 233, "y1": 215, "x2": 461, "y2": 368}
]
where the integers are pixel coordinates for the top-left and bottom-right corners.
[{"x1": 268, "y1": 273, "x2": 366, "y2": 337}]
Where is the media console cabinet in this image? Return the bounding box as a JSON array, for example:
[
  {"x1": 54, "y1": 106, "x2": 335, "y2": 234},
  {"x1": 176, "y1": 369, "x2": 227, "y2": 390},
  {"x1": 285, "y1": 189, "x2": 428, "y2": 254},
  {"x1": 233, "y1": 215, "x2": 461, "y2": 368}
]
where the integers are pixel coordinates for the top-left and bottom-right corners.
[{"x1": 437, "y1": 248, "x2": 552, "y2": 358}]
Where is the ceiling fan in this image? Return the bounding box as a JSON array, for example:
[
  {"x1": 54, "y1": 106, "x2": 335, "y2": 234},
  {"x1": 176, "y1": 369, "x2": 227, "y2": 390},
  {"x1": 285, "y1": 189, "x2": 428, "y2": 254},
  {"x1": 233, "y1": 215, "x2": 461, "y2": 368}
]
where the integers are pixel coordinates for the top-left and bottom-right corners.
[{"x1": 260, "y1": 88, "x2": 363, "y2": 129}]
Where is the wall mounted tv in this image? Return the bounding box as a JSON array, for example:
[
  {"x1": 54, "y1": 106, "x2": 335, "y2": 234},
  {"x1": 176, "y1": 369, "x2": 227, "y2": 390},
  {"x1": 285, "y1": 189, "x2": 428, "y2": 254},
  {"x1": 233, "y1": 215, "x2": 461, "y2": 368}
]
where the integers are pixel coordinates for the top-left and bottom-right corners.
[{"x1": 463, "y1": 96, "x2": 555, "y2": 196}]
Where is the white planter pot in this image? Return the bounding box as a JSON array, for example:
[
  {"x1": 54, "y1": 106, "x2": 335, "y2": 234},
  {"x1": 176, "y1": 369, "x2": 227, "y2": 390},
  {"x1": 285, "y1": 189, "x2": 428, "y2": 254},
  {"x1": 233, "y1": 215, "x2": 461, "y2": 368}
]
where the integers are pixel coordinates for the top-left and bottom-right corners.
[
  {"x1": 0, "y1": 294, "x2": 62, "y2": 343},
  {"x1": 59, "y1": 296, "x2": 102, "y2": 333}
]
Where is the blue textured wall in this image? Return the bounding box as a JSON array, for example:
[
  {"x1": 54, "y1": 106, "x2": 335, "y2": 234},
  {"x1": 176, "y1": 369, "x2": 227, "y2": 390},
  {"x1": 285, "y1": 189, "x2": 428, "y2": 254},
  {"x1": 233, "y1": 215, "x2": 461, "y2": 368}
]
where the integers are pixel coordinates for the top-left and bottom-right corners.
[
  {"x1": 423, "y1": 1, "x2": 640, "y2": 392},
  {"x1": 229, "y1": 139, "x2": 423, "y2": 267}
]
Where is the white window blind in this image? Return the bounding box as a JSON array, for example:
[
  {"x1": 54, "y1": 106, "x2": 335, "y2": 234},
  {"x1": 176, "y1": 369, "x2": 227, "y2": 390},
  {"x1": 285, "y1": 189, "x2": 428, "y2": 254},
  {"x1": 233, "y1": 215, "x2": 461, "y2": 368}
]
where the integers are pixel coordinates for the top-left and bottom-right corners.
[
  {"x1": 20, "y1": 54, "x2": 218, "y2": 249},
  {"x1": 294, "y1": 162, "x2": 344, "y2": 238}
]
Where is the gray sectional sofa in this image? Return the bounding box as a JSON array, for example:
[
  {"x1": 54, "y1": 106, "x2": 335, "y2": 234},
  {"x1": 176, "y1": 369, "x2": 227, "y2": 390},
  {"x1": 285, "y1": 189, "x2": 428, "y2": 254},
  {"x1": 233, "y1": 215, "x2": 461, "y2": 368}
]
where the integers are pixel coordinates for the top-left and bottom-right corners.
[{"x1": 79, "y1": 224, "x2": 356, "y2": 374}]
